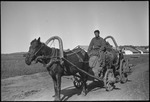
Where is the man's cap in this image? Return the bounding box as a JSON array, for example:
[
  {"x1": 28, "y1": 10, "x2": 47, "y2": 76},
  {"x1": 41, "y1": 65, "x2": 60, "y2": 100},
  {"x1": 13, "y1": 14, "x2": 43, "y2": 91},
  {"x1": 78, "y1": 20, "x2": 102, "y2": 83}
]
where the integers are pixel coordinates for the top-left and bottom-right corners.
[{"x1": 94, "y1": 30, "x2": 100, "y2": 34}]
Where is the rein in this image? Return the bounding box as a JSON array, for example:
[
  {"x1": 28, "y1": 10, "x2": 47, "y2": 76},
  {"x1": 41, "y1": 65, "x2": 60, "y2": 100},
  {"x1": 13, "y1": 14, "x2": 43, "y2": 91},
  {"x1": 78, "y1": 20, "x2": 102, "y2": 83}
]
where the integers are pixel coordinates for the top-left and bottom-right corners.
[{"x1": 66, "y1": 49, "x2": 83, "y2": 62}]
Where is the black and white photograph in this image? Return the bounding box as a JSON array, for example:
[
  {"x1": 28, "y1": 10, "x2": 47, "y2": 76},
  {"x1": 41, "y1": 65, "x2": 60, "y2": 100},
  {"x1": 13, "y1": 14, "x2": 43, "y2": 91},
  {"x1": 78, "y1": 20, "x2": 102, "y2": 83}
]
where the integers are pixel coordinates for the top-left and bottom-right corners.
[{"x1": 1, "y1": 1, "x2": 149, "y2": 101}]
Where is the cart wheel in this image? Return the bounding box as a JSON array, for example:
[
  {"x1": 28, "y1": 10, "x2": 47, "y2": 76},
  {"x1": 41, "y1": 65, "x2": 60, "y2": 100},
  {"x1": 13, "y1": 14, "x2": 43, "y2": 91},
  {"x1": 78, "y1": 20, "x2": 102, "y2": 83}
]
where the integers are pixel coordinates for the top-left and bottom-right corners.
[
  {"x1": 73, "y1": 76, "x2": 83, "y2": 89},
  {"x1": 124, "y1": 59, "x2": 130, "y2": 73},
  {"x1": 120, "y1": 60, "x2": 128, "y2": 84},
  {"x1": 125, "y1": 59, "x2": 132, "y2": 74},
  {"x1": 104, "y1": 69, "x2": 115, "y2": 91}
]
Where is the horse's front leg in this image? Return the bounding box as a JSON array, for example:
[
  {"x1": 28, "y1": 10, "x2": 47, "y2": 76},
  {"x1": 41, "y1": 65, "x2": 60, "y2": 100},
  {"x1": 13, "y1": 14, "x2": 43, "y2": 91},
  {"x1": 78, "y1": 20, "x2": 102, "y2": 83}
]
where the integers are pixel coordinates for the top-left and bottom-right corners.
[
  {"x1": 51, "y1": 74, "x2": 61, "y2": 101},
  {"x1": 55, "y1": 74, "x2": 61, "y2": 101},
  {"x1": 50, "y1": 73, "x2": 61, "y2": 101},
  {"x1": 51, "y1": 75, "x2": 57, "y2": 98}
]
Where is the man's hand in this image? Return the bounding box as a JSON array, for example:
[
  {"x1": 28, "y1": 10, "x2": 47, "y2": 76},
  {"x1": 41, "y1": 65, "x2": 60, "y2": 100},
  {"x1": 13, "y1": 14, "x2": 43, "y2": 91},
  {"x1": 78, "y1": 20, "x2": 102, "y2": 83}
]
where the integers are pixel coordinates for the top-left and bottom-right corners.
[{"x1": 100, "y1": 46, "x2": 106, "y2": 51}]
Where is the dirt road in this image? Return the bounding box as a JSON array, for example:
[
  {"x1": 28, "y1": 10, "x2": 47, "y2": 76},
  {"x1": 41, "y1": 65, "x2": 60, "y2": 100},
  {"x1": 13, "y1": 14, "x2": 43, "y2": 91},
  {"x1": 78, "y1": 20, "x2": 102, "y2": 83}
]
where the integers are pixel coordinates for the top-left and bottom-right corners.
[{"x1": 1, "y1": 61, "x2": 149, "y2": 101}]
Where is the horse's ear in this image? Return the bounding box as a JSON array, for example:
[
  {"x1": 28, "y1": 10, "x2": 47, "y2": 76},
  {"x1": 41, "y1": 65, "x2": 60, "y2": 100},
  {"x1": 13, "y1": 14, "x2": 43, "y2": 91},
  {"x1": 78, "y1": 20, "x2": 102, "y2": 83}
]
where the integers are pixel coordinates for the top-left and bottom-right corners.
[{"x1": 37, "y1": 37, "x2": 40, "y2": 42}]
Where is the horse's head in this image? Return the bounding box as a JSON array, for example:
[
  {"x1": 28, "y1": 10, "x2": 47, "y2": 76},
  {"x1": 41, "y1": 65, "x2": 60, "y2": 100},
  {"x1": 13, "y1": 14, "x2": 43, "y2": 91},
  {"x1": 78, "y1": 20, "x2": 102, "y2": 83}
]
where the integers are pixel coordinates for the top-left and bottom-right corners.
[{"x1": 25, "y1": 37, "x2": 43, "y2": 65}]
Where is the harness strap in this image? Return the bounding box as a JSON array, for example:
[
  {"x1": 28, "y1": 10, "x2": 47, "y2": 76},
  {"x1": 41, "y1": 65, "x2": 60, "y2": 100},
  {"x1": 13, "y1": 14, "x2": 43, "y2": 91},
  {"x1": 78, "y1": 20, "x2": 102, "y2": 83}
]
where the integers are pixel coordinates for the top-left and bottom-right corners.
[
  {"x1": 34, "y1": 43, "x2": 45, "y2": 56},
  {"x1": 66, "y1": 50, "x2": 83, "y2": 62},
  {"x1": 66, "y1": 50, "x2": 80, "y2": 56}
]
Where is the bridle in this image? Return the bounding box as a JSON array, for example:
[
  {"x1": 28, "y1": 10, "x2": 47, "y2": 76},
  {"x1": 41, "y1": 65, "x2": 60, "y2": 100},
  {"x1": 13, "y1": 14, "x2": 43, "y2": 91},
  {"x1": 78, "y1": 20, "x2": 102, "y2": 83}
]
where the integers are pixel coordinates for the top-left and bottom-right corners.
[{"x1": 29, "y1": 43, "x2": 45, "y2": 58}]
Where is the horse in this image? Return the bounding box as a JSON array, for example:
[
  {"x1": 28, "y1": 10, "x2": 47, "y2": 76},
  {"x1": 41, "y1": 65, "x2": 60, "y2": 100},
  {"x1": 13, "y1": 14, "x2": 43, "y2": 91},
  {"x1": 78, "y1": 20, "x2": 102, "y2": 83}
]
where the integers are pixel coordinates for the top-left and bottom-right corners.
[{"x1": 24, "y1": 37, "x2": 89, "y2": 101}]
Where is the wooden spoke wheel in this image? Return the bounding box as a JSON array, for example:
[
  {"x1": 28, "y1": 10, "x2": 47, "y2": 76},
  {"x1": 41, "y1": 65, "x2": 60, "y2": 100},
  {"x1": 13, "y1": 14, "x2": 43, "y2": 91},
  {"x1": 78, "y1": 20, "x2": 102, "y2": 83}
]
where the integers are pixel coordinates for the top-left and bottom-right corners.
[
  {"x1": 119, "y1": 60, "x2": 128, "y2": 84},
  {"x1": 104, "y1": 69, "x2": 115, "y2": 91},
  {"x1": 73, "y1": 76, "x2": 83, "y2": 89},
  {"x1": 124, "y1": 59, "x2": 131, "y2": 74}
]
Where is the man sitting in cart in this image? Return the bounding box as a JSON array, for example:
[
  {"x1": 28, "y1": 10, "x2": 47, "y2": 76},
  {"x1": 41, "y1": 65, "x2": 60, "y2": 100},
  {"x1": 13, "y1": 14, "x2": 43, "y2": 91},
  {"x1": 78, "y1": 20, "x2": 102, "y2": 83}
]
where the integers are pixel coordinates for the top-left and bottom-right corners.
[{"x1": 87, "y1": 30, "x2": 107, "y2": 78}]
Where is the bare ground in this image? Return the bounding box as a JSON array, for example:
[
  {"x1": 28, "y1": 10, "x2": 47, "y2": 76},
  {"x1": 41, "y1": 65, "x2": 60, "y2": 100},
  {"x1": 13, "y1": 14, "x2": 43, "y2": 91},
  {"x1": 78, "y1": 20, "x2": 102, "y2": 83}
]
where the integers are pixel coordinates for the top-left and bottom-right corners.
[{"x1": 1, "y1": 55, "x2": 149, "y2": 101}]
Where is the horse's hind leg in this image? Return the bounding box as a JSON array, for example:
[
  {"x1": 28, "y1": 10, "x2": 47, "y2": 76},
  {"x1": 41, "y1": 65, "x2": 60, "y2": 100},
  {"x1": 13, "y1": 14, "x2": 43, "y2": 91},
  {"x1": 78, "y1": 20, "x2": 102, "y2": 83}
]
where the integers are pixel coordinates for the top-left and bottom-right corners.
[
  {"x1": 81, "y1": 62, "x2": 89, "y2": 96},
  {"x1": 80, "y1": 72, "x2": 87, "y2": 96}
]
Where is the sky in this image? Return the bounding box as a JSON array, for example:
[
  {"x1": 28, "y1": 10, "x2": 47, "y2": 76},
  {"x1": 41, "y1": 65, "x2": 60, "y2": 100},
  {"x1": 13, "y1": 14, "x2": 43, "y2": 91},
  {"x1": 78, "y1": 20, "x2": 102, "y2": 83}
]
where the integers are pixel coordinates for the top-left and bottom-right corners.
[{"x1": 1, "y1": 1, "x2": 149, "y2": 54}]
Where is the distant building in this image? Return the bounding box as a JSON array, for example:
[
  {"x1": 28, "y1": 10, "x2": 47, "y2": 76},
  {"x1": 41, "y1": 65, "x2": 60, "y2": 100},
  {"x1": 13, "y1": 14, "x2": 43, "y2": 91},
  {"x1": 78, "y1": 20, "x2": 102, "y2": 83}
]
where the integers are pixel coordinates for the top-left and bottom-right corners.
[
  {"x1": 146, "y1": 46, "x2": 149, "y2": 52},
  {"x1": 135, "y1": 47, "x2": 149, "y2": 54},
  {"x1": 123, "y1": 49, "x2": 133, "y2": 55},
  {"x1": 147, "y1": 47, "x2": 149, "y2": 51},
  {"x1": 122, "y1": 47, "x2": 140, "y2": 55}
]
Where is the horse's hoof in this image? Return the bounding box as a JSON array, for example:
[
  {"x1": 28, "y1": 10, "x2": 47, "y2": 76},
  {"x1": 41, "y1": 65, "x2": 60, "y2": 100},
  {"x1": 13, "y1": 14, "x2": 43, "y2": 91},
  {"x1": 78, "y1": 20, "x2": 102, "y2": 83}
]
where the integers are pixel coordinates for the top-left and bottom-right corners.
[
  {"x1": 81, "y1": 91, "x2": 87, "y2": 96},
  {"x1": 81, "y1": 93, "x2": 86, "y2": 96},
  {"x1": 54, "y1": 97, "x2": 61, "y2": 101}
]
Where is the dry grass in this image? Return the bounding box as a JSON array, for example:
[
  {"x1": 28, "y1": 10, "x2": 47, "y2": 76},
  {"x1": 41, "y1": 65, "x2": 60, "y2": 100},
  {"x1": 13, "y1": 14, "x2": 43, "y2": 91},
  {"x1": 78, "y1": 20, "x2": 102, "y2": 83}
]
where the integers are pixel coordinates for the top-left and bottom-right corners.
[
  {"x1": 124, "y1": 54, "x2": 149, "y2": 65},
  {"x1": 1, "y1": 53, "x2": 47, "y2": 79}
]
